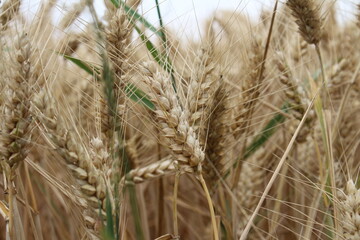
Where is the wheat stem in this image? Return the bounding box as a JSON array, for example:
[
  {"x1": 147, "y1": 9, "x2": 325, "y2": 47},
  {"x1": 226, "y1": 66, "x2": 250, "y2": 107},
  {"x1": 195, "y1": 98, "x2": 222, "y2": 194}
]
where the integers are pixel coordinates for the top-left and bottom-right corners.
[
  {"x1": 173, "y1": 172, "x2": 180, "y2": 238},
  {"x1": 198, "y1": 170, "x2": 219, "y2": 240}
]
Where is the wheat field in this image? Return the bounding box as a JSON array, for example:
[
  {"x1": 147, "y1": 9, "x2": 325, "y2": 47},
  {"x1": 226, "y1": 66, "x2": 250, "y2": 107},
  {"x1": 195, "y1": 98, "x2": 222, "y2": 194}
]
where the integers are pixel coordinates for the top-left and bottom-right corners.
[{"x1": 0, "y1": 0, "x2": 360, "y2": 239}]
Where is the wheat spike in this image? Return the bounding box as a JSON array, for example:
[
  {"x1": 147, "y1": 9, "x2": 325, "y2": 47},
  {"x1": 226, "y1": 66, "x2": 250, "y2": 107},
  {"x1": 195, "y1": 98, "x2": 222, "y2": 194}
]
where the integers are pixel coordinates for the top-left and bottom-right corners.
[
  {"x1": 286, "y1": 0, "x2": 323, "y2": 45},
  {"x1": 59, "y1": 0, "x2": 86, "y2": 30},
  {"x1": 203, "y1": 84, "x2": 232, "y2": 187},
  {"x1": 0, "y1": 34, "x2": 33, "y2": 172},
  {"x1": 232, "y1": 40, "x2": 264, "y2": 139},
  {"x1": 188, "y1": 40, "x2": 219, "y2": 145},
  {"x1": 141, "y1": 62, "x2": 205, "y2": 168},
  {"x1": 338, "y1": 180, "x2": 360, "y2": 240},
  {"x1": 275, "y1": 52, "x2": 314, "y2": 142},
  {"x1": 32, "y1": 90, "x2": 106, "y2": 234},
  {"x1": 122, "y1": 156, "x2": 193, "y2": 185}
]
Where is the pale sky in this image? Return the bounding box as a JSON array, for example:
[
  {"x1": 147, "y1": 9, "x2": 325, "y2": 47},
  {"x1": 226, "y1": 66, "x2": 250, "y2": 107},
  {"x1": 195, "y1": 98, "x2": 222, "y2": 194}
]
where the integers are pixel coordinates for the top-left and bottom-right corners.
[{"x1": 14, "y1": 0, "x2": 360, "y2": 39}]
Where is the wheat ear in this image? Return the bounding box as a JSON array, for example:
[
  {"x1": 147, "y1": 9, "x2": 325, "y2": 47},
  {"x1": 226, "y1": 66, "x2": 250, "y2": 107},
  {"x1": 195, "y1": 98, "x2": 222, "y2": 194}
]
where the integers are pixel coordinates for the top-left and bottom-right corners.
[
  {"x1": 188, "y1": 39, "x2": 219, "y2": 145},
  {"x1": 121, "y1": 156, "x2": 193, "y2": 185},
  {"x1": 59, "y1": 0, "x2": 86, "y2": 30},
  {"x1": 275, "y1": 52, "x2": 314, "y2": 142},
  {"x1": 32, "y1": 90, "x2": 106, "y2": 236},
  {"x1": 235, "y1": 145, "x2": 278, "y2": 237},
  {"x1": 141, "y1": 62, "x2": 205, "y2": 168},
  {"x1": 101, "y1": 7, "x2": 134, "y2": 140},
  {"x1": 203, "y1": 84, "x2": 232, "y2": 187},
  {"x1": 286, "y1": 0, "x2": 323, "y2": 45},
  {"x1": 0, "y1": 33, "x2": 33, "y2": 172},
  {"x1": 232, "y1": 40, "x2": 264, "y2": 139},
  {"x1": 0, "y1": 32, "x2": 34, "y2": 239},
  {"x1": 338, "y1": 180, "x2": 360, "y2": 239}
]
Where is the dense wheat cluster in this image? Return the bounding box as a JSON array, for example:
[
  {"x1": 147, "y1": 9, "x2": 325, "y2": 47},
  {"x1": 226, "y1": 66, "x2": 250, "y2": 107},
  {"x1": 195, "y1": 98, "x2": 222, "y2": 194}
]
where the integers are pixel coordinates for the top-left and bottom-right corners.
[{"x1": 0, "y1": 0, "x2": 360, "y2": 239}]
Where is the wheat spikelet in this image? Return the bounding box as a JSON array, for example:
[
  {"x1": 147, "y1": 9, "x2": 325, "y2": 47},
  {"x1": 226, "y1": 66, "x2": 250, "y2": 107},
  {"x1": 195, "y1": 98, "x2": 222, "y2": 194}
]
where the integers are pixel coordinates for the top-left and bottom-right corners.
[
  {"x1": 338, "y1": 180, "x2": 360, "y2": 240},
  {"x1": 286, "y1": 0, "x2": 323, "y2": 45},
  {"x1": 122, "y1": 156, "x2": 193, "y2": 184}
]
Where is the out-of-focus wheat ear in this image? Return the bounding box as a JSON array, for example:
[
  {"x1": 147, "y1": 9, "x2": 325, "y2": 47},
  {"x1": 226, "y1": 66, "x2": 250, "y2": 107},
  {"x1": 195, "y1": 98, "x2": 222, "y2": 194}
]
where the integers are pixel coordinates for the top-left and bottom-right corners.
[
  {"x1": 333, "y1": 107, "x2": 360, "y2": 186},
  {"x1": 141, "y1": 62, "x2": 205, "y2": 168},
  {"x1": 59, "y1": 0, "x2": 86, "y2": 30},
  {"x1": 0, "y1": 33, "x2": 33, "y2": 172},
  {"x1": 286, "y1": 0, "x2": 323, "y2": 45},
  {"x1": 235, "y1": 144, "x2": 279, "y2": 237},
  {"x1": 103, "y1": 0, "x2": 141, "y2": 21},
  {"x1": 275, "y1": 52, "x2": 315, "y2": 142},
  {"x1": 232, "y1": 40, "x2": 264, "y2": 140},
  {"x1": 328, "y1": 58, "x2": 349, "y2": 88},
  {"x1": 0, "y1": 0, "x2": 20, "y2": 31},
  {"x1": 31, "y1": 91, "x2": 107, "y2": 236},
  {"x1": 338, "y1": 180, "x2": 360, "y2": 239},
  {"x1": 57, "y1": 32, "x2": 87, "y2": 56},
  {"x1": 290, "y1": 37, "x2": 309, "y2": 65},
  {"x1": 203, "y1": 84, "x2": 232, "y2": 188}
]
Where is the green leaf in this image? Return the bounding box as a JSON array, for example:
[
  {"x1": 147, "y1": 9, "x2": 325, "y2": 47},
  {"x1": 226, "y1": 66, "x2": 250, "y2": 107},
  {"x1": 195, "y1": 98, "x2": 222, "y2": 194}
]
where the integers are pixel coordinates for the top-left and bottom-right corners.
[
  {"x1": 125, "y1": 83, "x2": 155, "y2": 110},
  {"x1": 118, "y1": 0, "x2": 160, "y2": 37},
  {"x1": 110, "y1": 0, "x2": 119, "y2": 8},
  {"x1": 154, "y1": 0, "x2": 166, "y2": 42},
  {"x1": 103, "y1": 191, "x2": 115, "y2": 240},
  {"x1": 63, "y1": 55, "x2": 100, "y2": 76},
  {"x1": 134, "y1": 25, "x2": 176, "y2": 91},
  {"x1": 63, "y1": 55, "x2": 155, "y2": 111},
  {"x1": 128, "y1": 184, "x2": 145, "y2": 240},
  {"x1": 108, "y1": 0, "x2": 161, "y2": 37}
]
